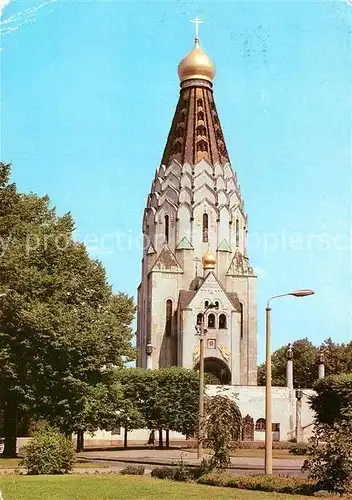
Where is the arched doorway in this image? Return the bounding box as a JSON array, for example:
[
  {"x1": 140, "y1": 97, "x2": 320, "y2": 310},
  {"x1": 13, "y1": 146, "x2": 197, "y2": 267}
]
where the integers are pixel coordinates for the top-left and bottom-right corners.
[{"x1": 195, "y1": 357, "x2": 231, "y2": 385}]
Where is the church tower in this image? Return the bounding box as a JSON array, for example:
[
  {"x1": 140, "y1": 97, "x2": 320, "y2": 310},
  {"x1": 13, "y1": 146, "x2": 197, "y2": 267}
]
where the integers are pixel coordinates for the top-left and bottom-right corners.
[{"x1": 136, "y1": 27, "x2": 257, "y2": 385}]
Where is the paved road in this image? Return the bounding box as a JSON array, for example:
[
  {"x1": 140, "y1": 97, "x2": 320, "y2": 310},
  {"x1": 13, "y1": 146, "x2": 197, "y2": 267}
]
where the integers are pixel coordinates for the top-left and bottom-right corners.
[{"x1": 79, "y1": 448, "x2": 305, "y2": 476}]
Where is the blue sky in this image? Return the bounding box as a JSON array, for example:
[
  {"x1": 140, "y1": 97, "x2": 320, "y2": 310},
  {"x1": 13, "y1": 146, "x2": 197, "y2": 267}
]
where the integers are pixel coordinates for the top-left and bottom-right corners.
[{"x1": 1, "y1": 0, "x2": 351, "y2": 361}]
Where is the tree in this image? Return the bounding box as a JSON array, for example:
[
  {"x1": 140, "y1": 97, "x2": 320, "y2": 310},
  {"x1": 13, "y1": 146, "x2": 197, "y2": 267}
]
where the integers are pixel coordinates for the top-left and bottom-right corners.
[
  {"x1": 202, "y1": 390, "x2": 242, "y2": 469},
  {"x1": 258, "y1": 338, "x2": 318, "y2": 388},
  {"x1": 302, "y1": 374, "x2": 352, "y2": 494},
  {"x1": 114, "y1": 367, "x2": 199, "y2": 448},
  {"x1": 309, "y1": 373, "x2": 352, "y2": 425},
  {"x1": 0, "y1": 163, "x2": 135, "y2": 456},
  {"x1": 320, "y1": 338, "x2": 352, "y2": 377}
]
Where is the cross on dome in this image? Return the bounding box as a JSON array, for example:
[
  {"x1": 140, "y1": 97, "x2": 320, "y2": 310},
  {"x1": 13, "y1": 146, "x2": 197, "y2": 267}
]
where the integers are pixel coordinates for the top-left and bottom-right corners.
[{"x1": 191, "y1": 17, "x2": 204, "y2": 40}]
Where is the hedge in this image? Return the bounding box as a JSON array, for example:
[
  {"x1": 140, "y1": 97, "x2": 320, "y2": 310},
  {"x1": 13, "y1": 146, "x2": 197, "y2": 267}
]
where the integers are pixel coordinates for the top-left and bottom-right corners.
[{"x1": 198, "y1": 473, "x2": 317, "y2": 496}]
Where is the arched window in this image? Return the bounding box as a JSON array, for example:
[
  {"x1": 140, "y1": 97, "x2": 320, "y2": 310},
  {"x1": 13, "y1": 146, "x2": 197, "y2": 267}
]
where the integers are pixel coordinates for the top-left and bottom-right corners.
[
  {"x1": 197, "y1": 140, "x2": 208, "y2": 152},
  {"x1": 164, "y1": 215, "x2": 169, "y2": 243},
  {"x1": 196, "y1": 313, "x2": 203, "y2": 325},
  {"x1": 165, "y1": 299, "x2": 173, "y2": 337},
  {"x1": 205, "y1": 300, "x2": 209, "y2": 308},
  {"x1": 197, "y1": 98, "x2": 203, "y2": 107},
  {"x1": 255, "y1": 418, "x2": 266, "y2": 432},
  {"x1": 196, "y1": 124, "x2": 206, "y2": 136},
  {"x1": 173, "y1": 140, "x2": 182, "y2": 154},
  {"x1": 197, "y1": 111, "x2": 204, "y2": 121},
  {"x1": 219, "y1": 314, "x2": 227, "y2": 329},
  {"x1": 202, "y1": 213, "x2": 209, "y2": 242},
  {"x1": 214, "y1": 301, "x2": 219, "y2": 309},
  {"x1": 208, "y1": 313, "x2": 215, "y2": 329},
  {"x1": 236, "y1": 218, "x2": 240, "y2": 247},
  {"x1": 240, "y1": 302, "x2": 244, "y2": 339}
]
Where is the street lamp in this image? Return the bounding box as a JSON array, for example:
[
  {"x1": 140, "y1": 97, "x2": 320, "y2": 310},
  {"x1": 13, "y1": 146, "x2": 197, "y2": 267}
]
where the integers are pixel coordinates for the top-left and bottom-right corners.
[
  {"x1": 265, "y1": 289, "x2": 314, "y2": 475},
  {"x1": 195, "y1": 302, "x2": 218, "y2": 460}
]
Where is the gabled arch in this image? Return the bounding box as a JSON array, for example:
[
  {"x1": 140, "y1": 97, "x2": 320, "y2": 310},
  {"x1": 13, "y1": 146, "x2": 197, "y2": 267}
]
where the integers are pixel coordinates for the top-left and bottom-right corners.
[
  {"x1": 194, "y1": 159, "x2": 213, "y2": 177},
  {"x1": 182, "y1": 163, "x2": 192, "y2": 175},
  {"x1": 217, "y1": 190, "x2": 229, "y2": 206},
  {"x1": 180, "y1": 172, "x2": 192, "y2": 189},
  {"x1": 216, "y1": 176, "x2": 226, "y2": 191},
  {"x1": 165, "y1": 159, "x2": 182, "y2": 177},
  {"x1": 152, "y1": 177, "x2": 163, "y2": 193},
  {"x1": 158, "y1": 164, "x2": 166, "y2": 178},
  {"x1": 161, "y1": 173, "x2": 181, "y2": 191},
  {"x1": 158, "y1": 185, "x2": 179, "y2": 206},
  {"x1": 193, "y1": 170, "x2": 214, "y2": 189},
  {"x1": 179, "y1": 187, "x2": 192, "y2": 205},
  {"x1": 193, "y1": 183, "x2": 216, "y2": 205},
  {"x1": 214, "y1": 162, "x2": 224, "y2": 177},
  {"x1": 150, "y1": 192, "x2": 159, "y2": 209},
  {"x1": 193, "y1": 198, "x2": 218, "y2": 215},
  {"x1": 155, "y1": 199, "x2": 177, "y2": 223}
]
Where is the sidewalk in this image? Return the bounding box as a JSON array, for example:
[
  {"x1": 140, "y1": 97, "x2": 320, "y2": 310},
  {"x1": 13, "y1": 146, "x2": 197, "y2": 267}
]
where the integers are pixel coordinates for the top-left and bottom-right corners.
[{"x1": 79, "y1": 448, "x2": 305, "y2": 473}]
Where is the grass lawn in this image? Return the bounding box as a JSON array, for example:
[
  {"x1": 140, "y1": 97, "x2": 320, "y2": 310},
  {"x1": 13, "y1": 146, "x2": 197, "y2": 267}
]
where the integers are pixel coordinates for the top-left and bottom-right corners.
[{"x1": 0, "y1": 475, "x2": 313, "y2": 500}]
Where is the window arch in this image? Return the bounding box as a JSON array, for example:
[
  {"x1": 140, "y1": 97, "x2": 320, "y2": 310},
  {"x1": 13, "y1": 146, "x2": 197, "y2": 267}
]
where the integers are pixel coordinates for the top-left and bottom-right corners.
[
  {"x1": 255, "y1": 418, "x2": 266, "y2": 432},
  {"x1": 165, "y1": 299, "x2": 173, "y2": 337},
  {"x1": 173, "y1": 140, "x2": 182, "y2": 154},
  {"x1": 219, "y1": 314, "x2": 227, "y2": 329},
  {"x1": 202, "y1": 213, "x2": 209, "y2": 242},
  {"x1": 207, "y1": 313, "x2": 215, "y2": 329},
  {"x1": 214, "y1": 301, "x2": 219, "y2": 309},
  {"x1": 197, "y1": 140, "x2": 208, "y2": 152},
  {"x1": 205, "y1": 300, "x2": 209, "y2": 308},
  {"x1": 196, "y1": 313, "x2": 203, "y2": 325},
  {"x1": 197, "y1": 110, "x2": 205, "y2": 121},
  {"x1": 164, "y1": 215, "x2": 169, "y2": 243},
  {"x1": 236, "y1": 218, "x2": 240, "y2": 247},
  {"x1": 196, "y1": 124, "x2": 206, "y2": 136},
  {"x1": 197, "y1": 98, "x2": 203, "y2": 107}
]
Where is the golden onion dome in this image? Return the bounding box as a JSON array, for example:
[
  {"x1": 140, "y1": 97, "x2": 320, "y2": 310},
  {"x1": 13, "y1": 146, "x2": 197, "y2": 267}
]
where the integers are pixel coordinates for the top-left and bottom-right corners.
[
  {"x1": 202, "y1": 249, "x2": 216, "y2": 270},
  {"x1": 178, "y1": 38, "x2": 215, "y2": 83}
]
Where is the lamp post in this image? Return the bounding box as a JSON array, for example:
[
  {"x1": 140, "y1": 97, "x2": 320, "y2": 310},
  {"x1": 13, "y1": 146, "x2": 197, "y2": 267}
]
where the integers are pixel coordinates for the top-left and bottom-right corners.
[
  {"x1": 265, "y1": 289, "x2": 314, "y2": 475},
  {"x1": 196, "y1": 302, "x2": 218, "y2": 460}
]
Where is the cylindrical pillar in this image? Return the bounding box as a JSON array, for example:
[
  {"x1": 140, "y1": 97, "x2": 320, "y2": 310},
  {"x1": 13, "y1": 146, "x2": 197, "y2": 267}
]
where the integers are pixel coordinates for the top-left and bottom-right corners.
[
  {"x1": 265, "y1": 306, "x2": 272, "y2": 475},
  {"x1": 295, "y1": 389, "x2": 303, "y2": 442},
  {"x1": 286, "y1": 343, "x2": 293, "y2": 389},
  {"x1": 197, "y1": 315, "x2": 205, "y2": 460},
  {"x1": 318, "y1": 352, "x2": 325, "y2": 380},
  {"x1": 146, "y1": 343, "x2": 153, "y2": 370}
]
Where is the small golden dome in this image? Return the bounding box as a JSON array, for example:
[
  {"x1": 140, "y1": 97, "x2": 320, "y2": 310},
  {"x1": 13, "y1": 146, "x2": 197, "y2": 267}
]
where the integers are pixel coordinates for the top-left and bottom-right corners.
[
  {"x1": 178, "y1": 38, "x2": 215, "y2": 83},
  {"x1": 202, "y1": 249, "x2": 216, "y2": 270}
]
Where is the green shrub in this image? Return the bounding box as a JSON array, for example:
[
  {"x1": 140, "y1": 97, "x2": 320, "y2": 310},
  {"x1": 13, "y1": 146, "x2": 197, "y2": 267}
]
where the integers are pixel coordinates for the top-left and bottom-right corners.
[
  {"x1": 119, "y1": 465, "x2": 145, "y2": 475},
  {"x1": 151, "y1": 467, "x2": 177, "y2": 480},
  {"x1": 20, "y1": 424, "x2": 75, "y2": 475},
  {"x1": 192, "y1": 458, "x2": 215, "y2": 480},
  {"x1": 151, "y1": 464, "x2": 195, "y2": 482},
  {"x1": 198, "y1": 473, "x2": 316, "y2": 495},
  {"x1": 302, "y1": 422, "x2": 352, "y2": 495},
  {"x1": 289, "y1": 442, "x2": 309, "y2": 455}
]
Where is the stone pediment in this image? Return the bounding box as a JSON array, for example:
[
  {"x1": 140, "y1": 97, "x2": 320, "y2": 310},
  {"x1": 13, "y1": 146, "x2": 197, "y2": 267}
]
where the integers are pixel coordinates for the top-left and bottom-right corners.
[
  {"x1": 183, "y1": 271, "x2": 240, "y2": 312},
  {"x1": 217, "y1": 239, "x2": 231, "y2": 252},
  {"x1": 176, "y1": 237, "x2": 194, "y2": 250},
  {"x1": 226, "y1": 250, "x2": 255, "y2": 277},
  {"x1": 149, "y1": 244, "x2": 183, "y2": 274}
]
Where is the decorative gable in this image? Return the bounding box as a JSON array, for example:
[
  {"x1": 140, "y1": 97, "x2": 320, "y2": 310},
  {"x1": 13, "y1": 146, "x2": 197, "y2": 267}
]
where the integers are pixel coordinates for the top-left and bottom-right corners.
[
  {"x1": 176, "y1": 236, "x2": 194, "y2": 251},
  {"x1": 184, "y1": 271, "x2": 240, "y2": 312},
  {"x1": 217, "y1": 239, "x2": 231, "y2": 252},
  {"x1": 226, "y1": 250, "x2": 255, "y2": 277},
  {"x1": 150, "y1": 244, "x2": 183, "y2": 274}
]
